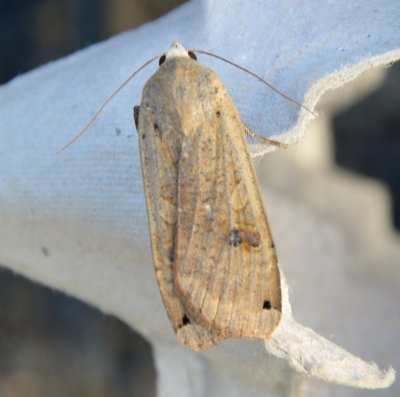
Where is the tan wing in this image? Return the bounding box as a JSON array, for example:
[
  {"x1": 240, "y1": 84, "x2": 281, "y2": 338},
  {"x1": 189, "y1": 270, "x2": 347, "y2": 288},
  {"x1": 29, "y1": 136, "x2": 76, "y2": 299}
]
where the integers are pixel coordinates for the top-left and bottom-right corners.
[
  {"x1": 137, "y1": 62, "x2": 224, "y2": 350},
  {"x1": 173, "y1": 63, "x2": 281, "y2": 338}
]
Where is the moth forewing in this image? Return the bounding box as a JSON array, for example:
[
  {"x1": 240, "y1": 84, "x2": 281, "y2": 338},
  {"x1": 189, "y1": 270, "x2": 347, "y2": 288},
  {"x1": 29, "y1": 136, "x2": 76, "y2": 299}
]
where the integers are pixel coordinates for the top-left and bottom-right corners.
[
  {"x1": 172, "y1": 61, "x2": 281, "y2": 338},
  {"x1": 136, "y1": 58, "x2": 224, "y2": 351},
  {"x1": 135, "y1": 42, "x2": 281, "y2": 350}
]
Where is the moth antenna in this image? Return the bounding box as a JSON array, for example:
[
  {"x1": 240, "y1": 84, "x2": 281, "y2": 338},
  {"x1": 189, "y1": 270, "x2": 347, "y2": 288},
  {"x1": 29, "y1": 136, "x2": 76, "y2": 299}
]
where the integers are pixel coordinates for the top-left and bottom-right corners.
[
  {"x1": 58, "y1": 54, "x2": 159, "y2": 153},
  {"x1": 192, "y1": 49, "x2": 317, "y2": 117},
  {"x1": 244, "y1": 125, "x2": 288, "y2": 149}
]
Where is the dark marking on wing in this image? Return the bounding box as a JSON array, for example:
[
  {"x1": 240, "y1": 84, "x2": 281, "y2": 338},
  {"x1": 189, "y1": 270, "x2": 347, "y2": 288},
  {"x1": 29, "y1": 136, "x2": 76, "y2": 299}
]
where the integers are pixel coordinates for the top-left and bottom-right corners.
[
  {"x1": 228, "y1": 228, "x2": 243, "y2": 247},
  {"x1": 178, "y1": 314, "x2": 191, "y2": 329},
  {"x1": 228, "y1": 227, "x2": 261, "y2": 249},
  {"x1": 134, "y1": 106, "x2": 140, "y2": 129},
  {"x1": 263, "y1": 300, "x2": 272, "y2": 310},
  {"x1": 242, "y1": 229, "x2": 261, "y2": 248}
]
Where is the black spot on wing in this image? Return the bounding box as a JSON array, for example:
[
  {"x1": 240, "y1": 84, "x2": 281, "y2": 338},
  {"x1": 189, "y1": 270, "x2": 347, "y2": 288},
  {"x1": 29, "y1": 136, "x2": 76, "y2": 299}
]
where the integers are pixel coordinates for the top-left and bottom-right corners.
[
  {"x1": 263, "y1": 300, "x2": 272, "y2": 310},
  {"x1": 134, "y1": 106, "x2": 140, "y2": 129},
  {"x1": 178, "y1": 314, "x2": 191, "y2": 329},
  {"x1": 228, "y1": 228, "x2": 243, "y2": 247}
]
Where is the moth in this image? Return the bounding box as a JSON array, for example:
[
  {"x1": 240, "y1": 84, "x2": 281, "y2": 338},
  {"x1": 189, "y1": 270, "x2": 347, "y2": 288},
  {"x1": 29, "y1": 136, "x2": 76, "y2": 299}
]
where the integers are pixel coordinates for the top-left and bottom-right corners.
[{"x1": 134, "y1": 42, "x2": 282, "y2": 350}]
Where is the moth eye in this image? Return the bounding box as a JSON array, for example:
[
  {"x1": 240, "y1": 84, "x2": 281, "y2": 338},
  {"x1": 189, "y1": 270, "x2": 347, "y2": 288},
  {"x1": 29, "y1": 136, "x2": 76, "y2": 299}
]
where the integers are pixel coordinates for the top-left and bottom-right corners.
[
  {"x1": 263, "y1": 300, "x2": 272, "y2": 310},
  {"x1": 159, "y1": 54, "x2": 166, "y2": 65},
  {"x1": 188, "y1": 50, "x2": 197, "y2": 61}
]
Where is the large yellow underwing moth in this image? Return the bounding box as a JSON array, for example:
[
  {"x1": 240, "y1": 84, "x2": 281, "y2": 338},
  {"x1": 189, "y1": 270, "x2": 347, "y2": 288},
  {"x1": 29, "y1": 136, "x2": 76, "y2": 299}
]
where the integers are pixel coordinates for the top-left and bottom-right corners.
[{"x1": 134, "y1": 42, "x2": 282, "y2": 350}]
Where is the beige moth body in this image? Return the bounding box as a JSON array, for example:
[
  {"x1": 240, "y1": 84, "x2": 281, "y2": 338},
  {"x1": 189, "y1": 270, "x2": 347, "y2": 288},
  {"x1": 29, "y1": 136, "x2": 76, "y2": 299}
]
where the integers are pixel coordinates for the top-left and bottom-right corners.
[{"x1": 134, "y1": 42, "x2": 281, "y2": 351}]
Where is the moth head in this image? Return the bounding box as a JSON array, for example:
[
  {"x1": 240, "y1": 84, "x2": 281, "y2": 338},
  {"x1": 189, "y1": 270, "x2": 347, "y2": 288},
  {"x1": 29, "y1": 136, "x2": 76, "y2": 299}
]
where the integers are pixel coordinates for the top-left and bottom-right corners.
[{"x1": 159, "y1": 41, "x2": 197, "y2": 65}]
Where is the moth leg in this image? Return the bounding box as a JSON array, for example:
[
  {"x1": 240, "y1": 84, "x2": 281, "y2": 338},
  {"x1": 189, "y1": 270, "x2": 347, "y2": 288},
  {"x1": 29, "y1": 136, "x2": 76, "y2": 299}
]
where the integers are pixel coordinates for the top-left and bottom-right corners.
[
  {"x1": 244, "y1": 125, "x2": 288, "y2": 149},
  {"x1": 133, "y1": 106, "x2": 140, "y2": 129}
]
